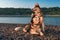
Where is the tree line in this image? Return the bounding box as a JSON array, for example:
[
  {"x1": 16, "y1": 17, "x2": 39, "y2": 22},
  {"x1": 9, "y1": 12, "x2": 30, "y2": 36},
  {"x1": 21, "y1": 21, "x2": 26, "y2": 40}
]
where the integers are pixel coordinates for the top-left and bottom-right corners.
[{"x1": 0, "y1": 7, "x2": 60, "y2": 15}]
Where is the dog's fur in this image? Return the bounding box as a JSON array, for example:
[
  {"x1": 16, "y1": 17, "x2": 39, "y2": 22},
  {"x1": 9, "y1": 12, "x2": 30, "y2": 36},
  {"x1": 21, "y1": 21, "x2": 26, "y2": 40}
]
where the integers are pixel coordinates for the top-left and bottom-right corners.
[
  {"x1": 23, "y1": 15, "x2": 44, "y2": 36},
  {"x1": 23, "y1": 3, "x2": 44, "y2": 38}
]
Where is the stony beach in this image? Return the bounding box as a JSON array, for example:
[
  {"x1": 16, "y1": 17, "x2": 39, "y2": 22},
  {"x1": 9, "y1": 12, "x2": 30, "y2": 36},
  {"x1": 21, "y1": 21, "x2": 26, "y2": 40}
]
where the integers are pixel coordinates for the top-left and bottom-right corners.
[{"x1": 0, "y1": 23, "x2": 60, "y2": 40}]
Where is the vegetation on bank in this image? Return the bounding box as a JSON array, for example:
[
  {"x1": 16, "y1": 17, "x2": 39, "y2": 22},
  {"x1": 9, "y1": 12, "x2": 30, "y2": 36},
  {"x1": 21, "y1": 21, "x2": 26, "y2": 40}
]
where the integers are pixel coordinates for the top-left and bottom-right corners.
[
  {"x1": 0, "y1": 7, "x2": 60, "y2": 15},
  {"x1": 41, "y1": 7, "x2": 60, "y2": 15}
]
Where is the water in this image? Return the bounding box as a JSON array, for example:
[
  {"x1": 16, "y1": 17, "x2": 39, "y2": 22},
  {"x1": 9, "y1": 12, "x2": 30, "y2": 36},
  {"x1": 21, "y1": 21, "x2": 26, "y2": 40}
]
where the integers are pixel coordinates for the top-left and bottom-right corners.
[
  {"x1": 0, "y1": 16, "x2": 60, "y2": 26},
  {"x1": 44, "y1": 16, "x2": 60, "y2": 26}
]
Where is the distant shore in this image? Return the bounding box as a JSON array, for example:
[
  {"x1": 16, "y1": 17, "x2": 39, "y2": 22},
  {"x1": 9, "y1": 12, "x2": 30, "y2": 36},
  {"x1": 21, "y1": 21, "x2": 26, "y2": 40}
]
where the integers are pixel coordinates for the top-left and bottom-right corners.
[
  {"x1": 0, "y1": 15, "x2": 31, "y2": 17},
  {"x1": 45, "y1": 15, "x2": 60, "y2": 17},
  {"x1": 0, "y1": 15, "x2": 60, "y2": 17}
]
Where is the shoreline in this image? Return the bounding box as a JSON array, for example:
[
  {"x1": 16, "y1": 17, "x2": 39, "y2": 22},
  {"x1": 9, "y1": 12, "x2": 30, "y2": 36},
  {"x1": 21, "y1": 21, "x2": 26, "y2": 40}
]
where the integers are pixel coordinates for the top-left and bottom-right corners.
[
  {"x1": 0, "y1": 15, "x2": 60, "y2": 17},
  {"x1": 45, "y1": 15, "x2": 60, "y2": 17},
  {"x1": 0, "y1": 23, "x2": 59, "y2": 26}
]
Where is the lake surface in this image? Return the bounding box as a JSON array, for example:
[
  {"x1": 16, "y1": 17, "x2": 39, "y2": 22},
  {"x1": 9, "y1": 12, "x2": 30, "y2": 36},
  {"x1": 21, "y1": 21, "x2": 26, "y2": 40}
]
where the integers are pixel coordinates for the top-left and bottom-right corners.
[{"x1": 0, "y1": 16, "x2": 60, "y2": 26}]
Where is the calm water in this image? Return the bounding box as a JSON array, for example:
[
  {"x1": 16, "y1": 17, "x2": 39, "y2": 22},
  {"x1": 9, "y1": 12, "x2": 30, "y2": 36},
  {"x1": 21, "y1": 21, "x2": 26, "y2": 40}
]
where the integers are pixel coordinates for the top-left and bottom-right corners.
[{"x1": 0, "y1": 16, "x2": 60, "y2": 26}]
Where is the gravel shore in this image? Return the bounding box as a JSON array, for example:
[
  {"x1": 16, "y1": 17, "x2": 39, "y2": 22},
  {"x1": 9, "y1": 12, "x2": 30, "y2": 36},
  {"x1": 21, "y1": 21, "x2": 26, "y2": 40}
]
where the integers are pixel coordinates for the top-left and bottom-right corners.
[{"x1": 0, "y1": 23, "x2": 60, "y2": 40}]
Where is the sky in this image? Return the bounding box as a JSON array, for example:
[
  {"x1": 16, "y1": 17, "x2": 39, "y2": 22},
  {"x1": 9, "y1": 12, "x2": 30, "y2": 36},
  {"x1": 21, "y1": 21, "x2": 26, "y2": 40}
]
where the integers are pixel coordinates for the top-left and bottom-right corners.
[{"x1": 0, "y1": 0, "x2": 60, "y2": 8}]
